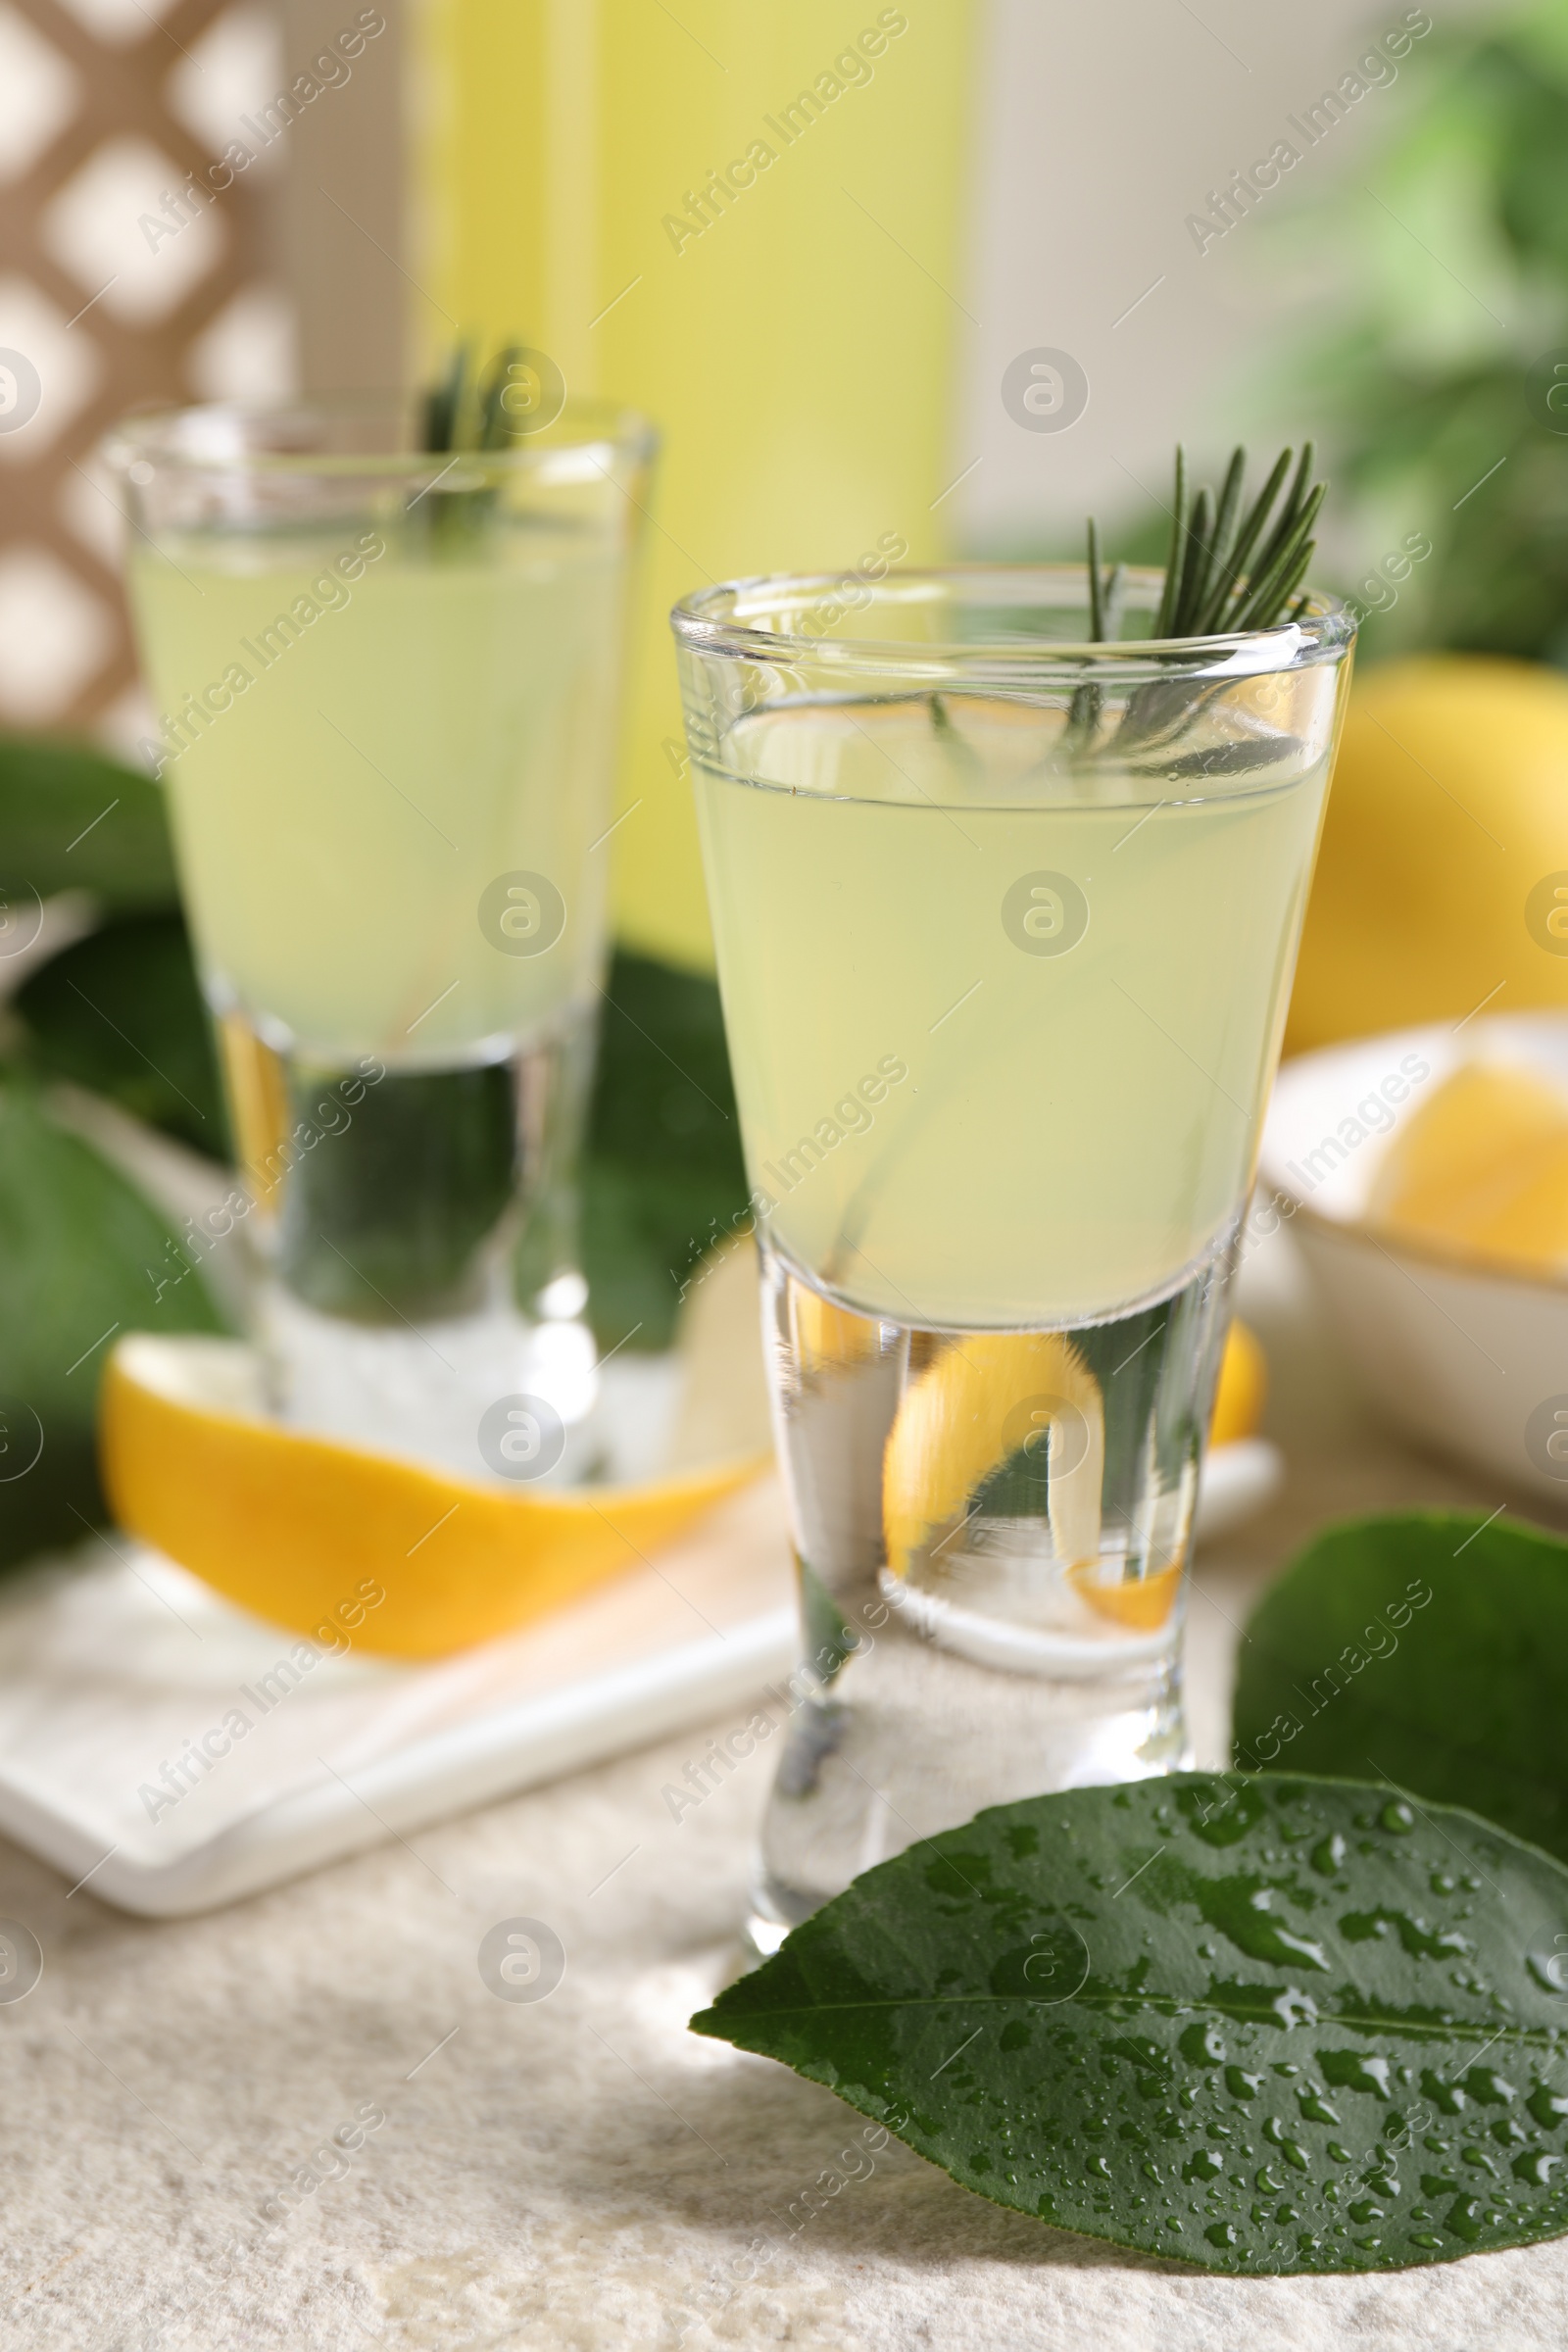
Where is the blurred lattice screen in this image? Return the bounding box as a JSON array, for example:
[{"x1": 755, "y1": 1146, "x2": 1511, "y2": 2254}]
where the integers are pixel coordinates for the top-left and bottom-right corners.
[{"x1": 0, "y1": 0, "x2": 404, "y2": 745}]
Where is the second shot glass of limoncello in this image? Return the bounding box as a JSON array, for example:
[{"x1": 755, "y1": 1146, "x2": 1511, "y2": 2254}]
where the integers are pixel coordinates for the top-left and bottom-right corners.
[
  {"x1": 114, "y1": 395, "x2": 653, "y2": 1479},
  {"x1": 671, "y1": 561, "x2": 1354, "y2": 1947}
]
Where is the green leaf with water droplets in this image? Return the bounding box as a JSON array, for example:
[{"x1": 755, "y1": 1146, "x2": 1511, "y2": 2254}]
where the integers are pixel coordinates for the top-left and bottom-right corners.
[
  {"x1": 691, "y1": 1774, "x2": 1568, "y2": 2272},
  {"x1": 1232, "y1": 1512, "x2": 1568, "y2": 1862}
]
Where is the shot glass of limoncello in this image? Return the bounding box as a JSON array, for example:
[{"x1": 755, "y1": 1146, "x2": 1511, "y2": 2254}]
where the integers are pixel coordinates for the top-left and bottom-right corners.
[
  {"x1": 112, "y1": 394, "x2": 653, "y2": 1477},
  {"x1": 671, "y1": 552, "x2": 1355, "y2": 1946}
]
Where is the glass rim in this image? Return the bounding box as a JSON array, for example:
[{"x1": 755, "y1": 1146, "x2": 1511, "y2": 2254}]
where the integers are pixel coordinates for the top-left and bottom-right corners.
[
  {"x1": 103, "y1": 390, "x2": 658, "y2": 479},
  {"x1": 670, "y1": 562, "x2": 1355, "y2": 685}
]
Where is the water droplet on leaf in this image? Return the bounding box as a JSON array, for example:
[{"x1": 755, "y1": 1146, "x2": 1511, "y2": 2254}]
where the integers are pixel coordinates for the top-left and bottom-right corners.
[{"x1": 1445, "y1": 2194, "x2": 1486, "y2": 2243}]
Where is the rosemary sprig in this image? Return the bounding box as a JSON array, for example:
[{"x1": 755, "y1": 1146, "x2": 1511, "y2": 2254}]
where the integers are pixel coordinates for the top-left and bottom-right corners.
[
  {"x1": 1154, "y1": 440, "x2": 1326, "y2": 640},
  {"x1": 1061, "y1": 518, "x2": 1126, "y2": 757},
  {"x1": 1099, "y1": 441, "x2": 1329, "y2": 764},
  {"x1": 1152, "y1": 447, "x2": 1187, "y2": 637},
  {"x1": 476, "y1": 345, "x2": 527, "y2": 449},
  {"x1": 1171, "y1": 485, "x2": 1212, "y2": 635},
  {"x1": 1086, "y1": 514, "x2": 1106, "y2": 641},
  {"x1": 1208, "y1": 446, "x2": 1292, "y2": 622},
  {"x1": 419, "y1": 342, "x2": 470, "y2": 456},
  {"x1": 412, "y1": 340, "x2": 537, "y2": 544},
  {"x1": 419, "y1": 341, "x2": 534, "y2": 456}
]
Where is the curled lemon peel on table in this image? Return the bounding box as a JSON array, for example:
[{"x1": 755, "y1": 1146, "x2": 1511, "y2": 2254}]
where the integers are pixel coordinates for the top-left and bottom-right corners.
[{"x1": 99, "y1": 1334, "x2": 767, "y2": 1658}]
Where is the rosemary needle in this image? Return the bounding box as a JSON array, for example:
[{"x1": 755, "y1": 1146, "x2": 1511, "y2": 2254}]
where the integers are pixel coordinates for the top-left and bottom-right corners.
[{"x1": 1104, "y1": 440, "x2": 1329, "y2": 760}]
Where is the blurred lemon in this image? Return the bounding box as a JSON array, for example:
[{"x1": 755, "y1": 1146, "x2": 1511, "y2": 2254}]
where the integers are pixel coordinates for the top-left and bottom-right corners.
[
  {"x1": 1368, "y1": 1061, "x2": 1568, "y2": 1276},
  {"x1": 1287, "y1": 656, "x2": 1568, "y2": 1054},
  {"x1": 1210, "y1": 1317, "x2": 1267, "y2": 1446},
  {"x1": 100, "y1": 1334, "x2": 766, "y2": 1658}
]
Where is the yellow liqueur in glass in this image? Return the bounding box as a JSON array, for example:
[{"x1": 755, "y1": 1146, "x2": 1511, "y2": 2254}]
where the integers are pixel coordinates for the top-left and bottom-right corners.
[
  {"x1": 115, "y1": 398, "x2": 653, "y2": 1479},
  {"x1": 701, "y1": 693, "x2": 1331, "y2": 1329},
  {"x1": 130, "y1": 522, "x2": 620, "y2": 1067},
  {"x1": 673, "y1": 560, "x2": 1354, "y2": 1944}
]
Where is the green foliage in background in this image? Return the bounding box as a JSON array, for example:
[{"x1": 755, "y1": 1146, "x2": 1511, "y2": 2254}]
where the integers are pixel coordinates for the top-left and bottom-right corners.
[
  {"x1": 1268, "y1": 0, "x2": 1568, "y2": 662},
  {"x1": 0, "y1": 735, "x2": 750, "y2": 1570},
  {"x1": 0, "y1": 734, "x2": 177, "y2": 908},
  {"x1": 0, "y1": 1073, "x2": 223, "y2": 1569},
  {"x1": 585, "y1": 952, "x2": 750, "y2": 1351},
  {"x1": 16, "y1": 911, "x2": 228, "y2": 1154},
  {"x1": 1080, "y1": 6, "x2": 1568, "y2": 664},
  {"x1": 0, "y1": 738, "x2": 226, "y2": 1568},
  {"x1": 1234, "y1": 1509, "x2": 1568, "y2": 1862}
]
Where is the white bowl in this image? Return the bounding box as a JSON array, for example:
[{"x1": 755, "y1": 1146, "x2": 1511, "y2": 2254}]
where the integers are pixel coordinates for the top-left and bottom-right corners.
[{"x1": 1257, "y1": 1014, "x2": 1568, "y2": 1510}]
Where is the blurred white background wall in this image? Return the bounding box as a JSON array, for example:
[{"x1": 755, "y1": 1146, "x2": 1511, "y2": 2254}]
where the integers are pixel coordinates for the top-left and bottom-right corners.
[{"x1": 955, "y1": 0, "x2": 1463, "y2": 551}]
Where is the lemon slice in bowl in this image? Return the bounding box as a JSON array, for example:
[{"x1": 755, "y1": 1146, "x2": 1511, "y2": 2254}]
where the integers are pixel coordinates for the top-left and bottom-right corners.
[
  {"x1": 1367, "y1": 1061, "x2": 1568, "y2": 1276},
  {"x1": 100, "y1": 1334, "x2": 767, "y2": 1658}
]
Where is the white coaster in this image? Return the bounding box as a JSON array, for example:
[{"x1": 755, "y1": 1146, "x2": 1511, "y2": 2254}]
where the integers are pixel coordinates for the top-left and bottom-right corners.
[{"x1": 0, "y1": 1475, "x2": 796, "y2": 1918}]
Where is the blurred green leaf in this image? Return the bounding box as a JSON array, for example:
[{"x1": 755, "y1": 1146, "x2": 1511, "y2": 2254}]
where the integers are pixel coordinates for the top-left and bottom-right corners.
[
  {"x1": 1233, "y1": 1510, "x2": 1568, "y2": 1861},
  {"x1": 1067, "y1": 7, "x2": 1568, "y2": 664},
  {"x1": 1258, "y1": 0, "x2": 1568, "y2": 663},
  {"x1": 0, "y1": 737, "x2": 177, "y2": 911},
  {"x1": 582, "y1": 951, "x2": 751, "y2": 1350},
  {"x1": 12, "y1": 910, "x2": 227, "y2": 1157},
  {"x1": 0, "y1": 1074, "x2": 224, "y2": 1572}
]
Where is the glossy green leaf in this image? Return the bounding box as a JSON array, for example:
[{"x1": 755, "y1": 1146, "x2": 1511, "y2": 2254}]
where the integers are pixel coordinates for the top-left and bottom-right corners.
[
  {"x1": 692, "y1": 1774, "x2": 1568, "y2": 2272},
  {"x1": 13, "y1": 910, "x2": 227, "y2": 1155},
  {"x1": 0, "y1": 737, "x2": 176, "y2": 910},
  {"x1": 1233, "y1": 1512, "x2": 1568, "y2": 1864},
  {"x1": 0, "y1": 1075, "x2": 224, "y2": 1570}
]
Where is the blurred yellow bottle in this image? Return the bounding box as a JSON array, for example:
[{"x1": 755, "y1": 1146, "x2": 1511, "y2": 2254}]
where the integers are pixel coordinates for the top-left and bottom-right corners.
[{"x1": 416, "y1": 0, "x2": 976, "y2": 968}]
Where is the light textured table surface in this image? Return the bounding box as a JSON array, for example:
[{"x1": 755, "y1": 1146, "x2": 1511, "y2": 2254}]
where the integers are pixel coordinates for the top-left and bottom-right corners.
[{"x1": 4, "y1": 1230, "x2": 1565, "y2": 2350}]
